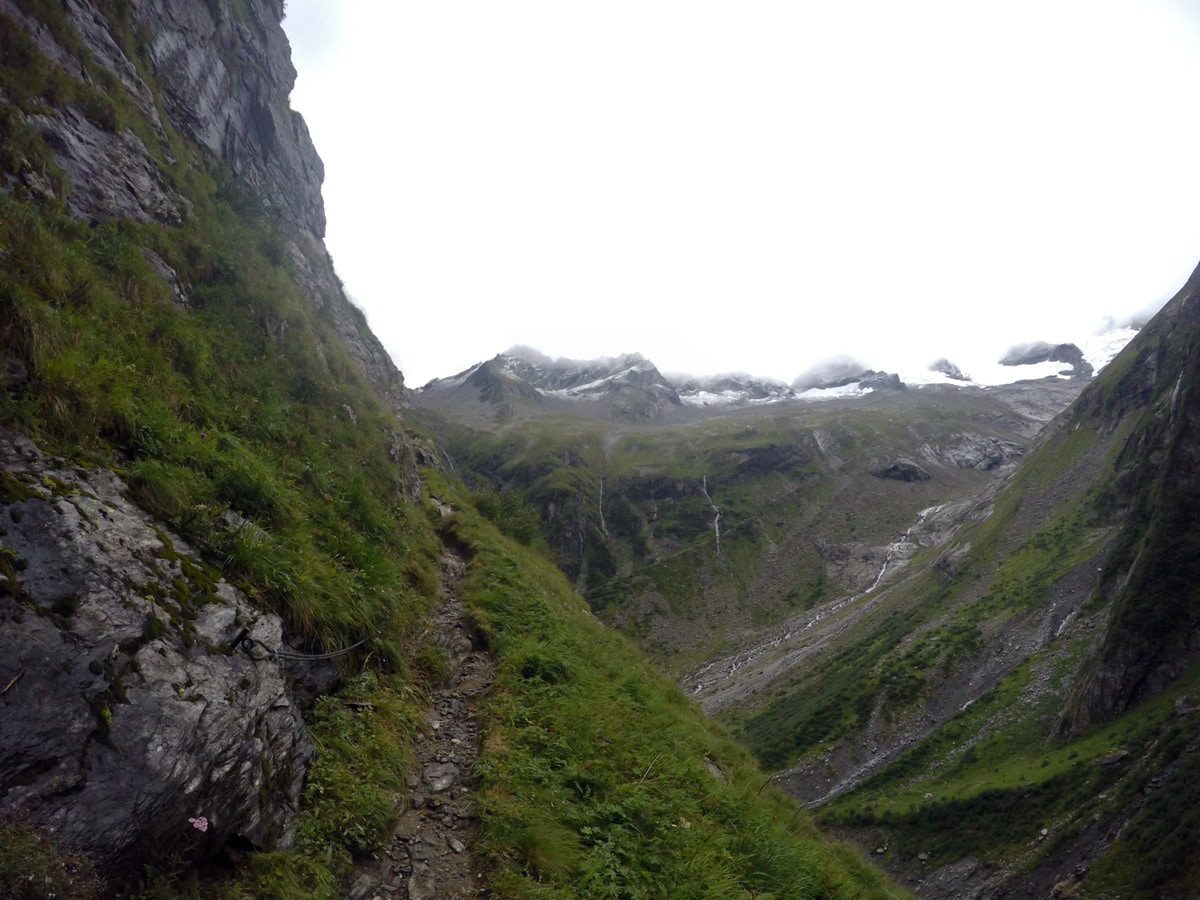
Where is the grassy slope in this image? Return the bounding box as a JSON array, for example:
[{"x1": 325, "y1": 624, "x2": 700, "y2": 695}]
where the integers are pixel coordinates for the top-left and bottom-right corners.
[
  {"x1": 730, "y1": 417, "x2": 1112, "y2": 769},
  {"x1": 433, "y1": 474, "x2": 906, "y2": 899},
  {"x1": 0, "y1": 6, "x2": 903, "y2": 897},
  {"x1": 778, "y1": 317, "x2": 1200, "y2": 896}
]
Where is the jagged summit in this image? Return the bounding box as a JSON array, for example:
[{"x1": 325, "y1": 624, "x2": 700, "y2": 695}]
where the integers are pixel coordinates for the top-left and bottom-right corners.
[
  {"x1": 1000, "y1": 341, "x2": 1093, "y2": 378},
  {"x1": 928, "y1": 357, "x2": 969, "y2": 381},
  {"x1": 419, "y1": 349, "x2": 680, "y2": 419},
  {"x1": 791, "y1": 356, "x2": 873, "y2": 391},
  {"x1": 502, "y1": 344, "x2": 555, "y2": 366},
  {"x1": 420, "y1": 325, "x2": 1141, "y2": 417}
]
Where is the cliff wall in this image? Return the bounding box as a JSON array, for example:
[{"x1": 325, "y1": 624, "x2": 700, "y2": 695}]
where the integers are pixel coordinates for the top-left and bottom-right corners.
[
  {"x1": 0, "y1": 0, "x2": 414, "y2": 877},
  {"x1": 1, "y1": 0, "x2": 407, "y2": 408}
]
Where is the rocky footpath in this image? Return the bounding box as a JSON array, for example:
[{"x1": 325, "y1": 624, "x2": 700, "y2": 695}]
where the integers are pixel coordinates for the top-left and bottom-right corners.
[
  {"x1": 349, "y1": 548, "x2": 493, "y2": 900},
  {"x1": 0, "y1": 431, "x2": 309, "y2": 877}
]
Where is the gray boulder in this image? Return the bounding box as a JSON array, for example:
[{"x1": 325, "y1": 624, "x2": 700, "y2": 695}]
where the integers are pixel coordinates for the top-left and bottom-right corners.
[
  {"x1": 0, "y1": 432, "x2": 310, "y2": 878},
  {"x1": 943, "y1": 434, "x2": 1025, "y2": 471}
]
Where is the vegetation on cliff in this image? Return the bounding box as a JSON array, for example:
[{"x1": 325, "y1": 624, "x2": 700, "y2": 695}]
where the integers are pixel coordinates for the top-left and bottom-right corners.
[
  {"x1": 414, "y1": 171, "x2": 1200, "y2": 900},
  {"x1": 0, "y1": 2, "x2": 901, "y2": 896}
]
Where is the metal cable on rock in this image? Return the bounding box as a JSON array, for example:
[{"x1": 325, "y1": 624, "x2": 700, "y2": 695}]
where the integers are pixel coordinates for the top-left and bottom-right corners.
[{"x1": 230, "y1": 627, "x2": 372, "y2": 662}]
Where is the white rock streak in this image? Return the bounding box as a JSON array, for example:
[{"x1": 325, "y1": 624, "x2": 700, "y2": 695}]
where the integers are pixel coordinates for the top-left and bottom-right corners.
[
  {"x1": 701, "y1": 475, "x2": 721, "y2": 557},
  {"x1": 598, "y1": 476, "x2": 611, "y2": 542}
]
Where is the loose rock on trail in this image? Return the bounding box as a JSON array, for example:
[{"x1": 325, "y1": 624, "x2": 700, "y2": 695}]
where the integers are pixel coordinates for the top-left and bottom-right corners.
[{"x1": 350, "y1": 547, "x2": 494, "y2": 900}]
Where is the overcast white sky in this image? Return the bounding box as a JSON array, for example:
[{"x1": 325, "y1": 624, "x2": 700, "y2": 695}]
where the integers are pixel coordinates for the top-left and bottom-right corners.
[{"x1": 283, "y1": 1, "x2": 1200, "y2": 387}]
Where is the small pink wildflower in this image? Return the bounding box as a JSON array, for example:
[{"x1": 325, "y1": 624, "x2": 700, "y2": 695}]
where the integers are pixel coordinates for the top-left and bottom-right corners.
[{"x1": 188, "y1": 816, "x2": 209, "y2": 833}]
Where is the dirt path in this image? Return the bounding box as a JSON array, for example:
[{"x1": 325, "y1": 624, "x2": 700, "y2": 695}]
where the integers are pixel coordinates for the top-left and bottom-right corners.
[{"x1": 350, "y1": 548, "x2": 494, "y2": 900}]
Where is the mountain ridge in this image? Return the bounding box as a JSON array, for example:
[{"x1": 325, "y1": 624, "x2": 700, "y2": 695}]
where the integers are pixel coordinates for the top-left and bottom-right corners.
[
  {"x1": 418, "y1": 325, "x2": 1137, "y2": 420},
  {"x1": 727, "y1": 261, "x2": 1200, "y2": 896}
]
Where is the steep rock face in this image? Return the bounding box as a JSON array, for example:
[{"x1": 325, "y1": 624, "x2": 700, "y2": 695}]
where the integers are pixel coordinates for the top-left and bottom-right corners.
[
  {"x1": 1065, "y1": 262, "x2": 1200, "y2": 731},
  {"x1": 1, "y1": 0, "x2": 412, "y2": 414},
  {"x1": 2, "y1": 0, "x2": 408, "y2": 410},
  {"x1": 2, "y1": 0, "x2": 323, "y2": 235},
  {"x1": 858, "y1": 371, "x2": 906, "y2": 392},
  {"x1": 0, "y1": 433, "x2": 309, "y2": 876},
  {"x1": 29, "y1": 105, "x2": 182, "y2": 223},
  {"x1": 129, "y1": 0, "x2": 325, "y2": 236}
]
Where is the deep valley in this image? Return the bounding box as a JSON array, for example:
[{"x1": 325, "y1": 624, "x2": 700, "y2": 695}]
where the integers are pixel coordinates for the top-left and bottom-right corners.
[{"x1": 2, "y1": 2, "x2": 1199, "y2": 898}]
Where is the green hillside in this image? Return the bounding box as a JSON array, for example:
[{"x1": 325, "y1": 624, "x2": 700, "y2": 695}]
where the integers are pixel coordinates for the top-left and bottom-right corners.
[
  {"x1": 416, "y1": 233, "x2": 1200, "y2": 896},
  {"x1": 0, "y1": 2, "x2": 903, "y2": 896},
  {"x1": 421, "y1": 387, "x2": 1046, "y2": 676},
  {"x1": 740, "y1": 280, "x2": 1200, "y2": 896}
]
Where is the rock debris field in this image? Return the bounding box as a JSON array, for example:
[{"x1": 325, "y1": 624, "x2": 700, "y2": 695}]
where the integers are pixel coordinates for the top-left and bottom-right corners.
[{"x1": 351, "y1": 549, "x2": 494, "y2": 900}]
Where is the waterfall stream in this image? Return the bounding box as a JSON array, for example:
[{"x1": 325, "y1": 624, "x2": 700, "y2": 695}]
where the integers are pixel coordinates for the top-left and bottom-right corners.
[{"x1": 701, "y1": 475, "x2": 721, "y2": 556}]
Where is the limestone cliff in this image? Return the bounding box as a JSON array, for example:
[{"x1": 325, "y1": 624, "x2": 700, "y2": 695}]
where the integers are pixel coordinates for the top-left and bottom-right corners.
[
  {"x1": 0, "y1": 433, "x2": 309, "y2": 873},
  {"x1": 2, "y1": 0, "x2": 321, "y2": 232},
  {"x1": 0, "y1": 0, "x2": 407, "y2": 409},
  {"x1": 1065, "y1": 259, "x2": 1200, "y2": 732}
]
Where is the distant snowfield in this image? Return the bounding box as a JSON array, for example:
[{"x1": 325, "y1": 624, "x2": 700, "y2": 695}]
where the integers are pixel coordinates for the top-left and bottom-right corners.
[
  {"x1": 679, "y1": 389, "x2": 793, "y2": 407},
  {"x1": 793, "y1": 382, "x2": 879, "y2": 402},
  {"x1": 677, "y1": 325, "x2": 1142, "y2": 405},
  {"x1": 1078, "y1": 326, "x2": 1143, "y2": 372}
]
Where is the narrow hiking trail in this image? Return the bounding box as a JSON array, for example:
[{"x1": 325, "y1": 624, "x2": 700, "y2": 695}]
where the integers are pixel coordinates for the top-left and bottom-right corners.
[{"x1": 350, "y1": 547, "x2": 494, "y2": 900}]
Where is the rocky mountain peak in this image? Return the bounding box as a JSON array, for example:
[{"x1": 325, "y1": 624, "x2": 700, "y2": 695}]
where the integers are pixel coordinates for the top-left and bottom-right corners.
[
  {"x1": 1000, "y1": 341, "x2": 1093, "y2": 378},
  {"x1": 419, "y1": 349, "x2": 682, "y2": 419},
  {"x1": 671, "y1": 372, "x2": 797, "y2": 407},
  {"x1": 928, "y1": 357, "x2": 968, "y2": 380}
]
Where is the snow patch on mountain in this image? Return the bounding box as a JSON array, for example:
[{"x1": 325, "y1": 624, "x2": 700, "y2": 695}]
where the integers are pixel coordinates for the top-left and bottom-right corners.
[
  {"x1": 672, "y1": 373, "x2": 797, "y2": 407},
  {"x1": 418, "y1": 323, "x2": 1142, "y2": 410},
  {"x1": 797, "y1": 382, "x2": 878, "y2": 401}
]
